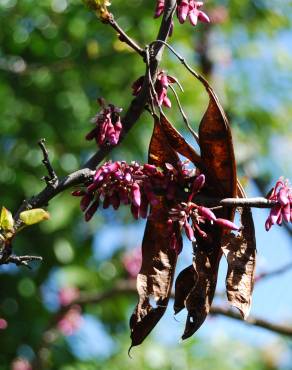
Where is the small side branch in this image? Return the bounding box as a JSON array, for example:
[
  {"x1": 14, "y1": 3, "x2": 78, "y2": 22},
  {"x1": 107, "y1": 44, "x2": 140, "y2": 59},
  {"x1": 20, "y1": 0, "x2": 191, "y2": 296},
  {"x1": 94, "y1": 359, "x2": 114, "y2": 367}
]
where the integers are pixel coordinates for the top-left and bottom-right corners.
[
  {"x1": 106, "y1": 14, "x2": 145, "y2": 57},
  {"x1": 38, "y1": 139, "x2": 58, "y2": 187},
  {"x1": 194, "y1": 196, "x2": 277, "y2": 209},
  {"x1": 210, "y1": 306, "x2": 292, "y2": 337},
  {"x1": 0, "y1": 254, "x2": 43, "y2": 268}
]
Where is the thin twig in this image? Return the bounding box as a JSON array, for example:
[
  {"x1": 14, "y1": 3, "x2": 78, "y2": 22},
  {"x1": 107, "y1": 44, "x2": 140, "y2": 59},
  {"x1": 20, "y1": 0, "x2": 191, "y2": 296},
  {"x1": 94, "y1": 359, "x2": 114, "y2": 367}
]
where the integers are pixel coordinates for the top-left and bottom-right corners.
[
  {"x1": 0, "y1": 254, "x2": 43, "y2": 268},
  {"x1": 256, "y1": 262, "x2": 292, "y2": 283},
  {"x1": 152, "y1": 40, "x2": 211, "y2": 90},
  {"x1": 194, "y1": 196, "x2": 277, "y2": 208},
  {"x1": 210, "y1": 306, "x2": 292, "y2": 337},
  {"x1": 83, "y1": 1, "x2": 177, "y2": 171},
  {"x1": 168, "y1": 84, "x2": 200, "y2": 145},
  {"x1": 106, "y1": 14, "x2": 145, "y2": 57},
  {"x1": 38, "y1": 139, "x2": 58, "y2": 186}
]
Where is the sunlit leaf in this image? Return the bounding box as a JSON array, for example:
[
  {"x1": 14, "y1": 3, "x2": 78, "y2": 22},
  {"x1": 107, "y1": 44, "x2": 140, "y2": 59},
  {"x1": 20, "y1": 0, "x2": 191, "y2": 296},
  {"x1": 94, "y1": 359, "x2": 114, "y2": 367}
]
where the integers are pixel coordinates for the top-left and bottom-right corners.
[
  {"x1": 0, "y1": 206, "x2": 14, "y2": 232},
  {"x1": 19, "y1": 208, "x2": 50, "y2": 226}
]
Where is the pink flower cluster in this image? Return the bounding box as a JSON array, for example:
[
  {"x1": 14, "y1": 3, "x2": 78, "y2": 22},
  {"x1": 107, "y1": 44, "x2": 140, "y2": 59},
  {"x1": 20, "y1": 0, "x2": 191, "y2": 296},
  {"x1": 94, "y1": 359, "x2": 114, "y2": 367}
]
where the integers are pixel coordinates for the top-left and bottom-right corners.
[
  {"x1": 0, "y1": 318, "x2": 8, "y2": 330},
  {"x1": 265, "y1": 178, "x2": 292, "y2": 231},
  {"x1": 86, "y1": 98, "x2": 122, "y2": 147},
  {"x1": 168, "y1": 200, "x2": 239, "y2": 252},
  {"x1": 72, "y1": 160, "x2": 197, "y2": 221},
  {"x1": 132, "y1": 70, "x2": 177, "y2": 108},
  {"x1": 11, "y1": 358, "x2": 32, "y2": 370},
  {"x1": 154, "y1": 0, "x2": 210, "y2": 27},
  {"x1": 122, "y1": 247, "x2": 142, "y2": 278},
  {"x1": 57, "y1": 305, "x2": 83, "y2": 336},
  {"x1": 58, "y1": 286, "x2": 80, "y2": 306}
]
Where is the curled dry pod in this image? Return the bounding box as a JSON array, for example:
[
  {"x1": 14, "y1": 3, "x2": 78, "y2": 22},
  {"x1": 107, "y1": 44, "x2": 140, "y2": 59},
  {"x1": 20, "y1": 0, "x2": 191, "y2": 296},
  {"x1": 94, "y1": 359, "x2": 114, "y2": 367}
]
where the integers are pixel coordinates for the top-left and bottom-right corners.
[
  {"x1": 181, "y1": 81, "x2": 237, "y2": 340},
  {"x1": 222, "y1": 207, "x2": 256, "y2": 319},
  {"x1": 129, "y1": 115, "x2": 179, "y2": 349},
  {"x1": 174, "y1": 265, "x2": 198, "y2": 314}
]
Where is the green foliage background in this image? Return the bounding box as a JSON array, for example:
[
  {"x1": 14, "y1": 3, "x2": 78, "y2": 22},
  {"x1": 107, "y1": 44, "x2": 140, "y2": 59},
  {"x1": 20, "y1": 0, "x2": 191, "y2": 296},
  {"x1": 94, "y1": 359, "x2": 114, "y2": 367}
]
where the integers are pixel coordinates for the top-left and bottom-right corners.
[{"x1": 0, "y1": 0, "x2": 291, "y2": 369}]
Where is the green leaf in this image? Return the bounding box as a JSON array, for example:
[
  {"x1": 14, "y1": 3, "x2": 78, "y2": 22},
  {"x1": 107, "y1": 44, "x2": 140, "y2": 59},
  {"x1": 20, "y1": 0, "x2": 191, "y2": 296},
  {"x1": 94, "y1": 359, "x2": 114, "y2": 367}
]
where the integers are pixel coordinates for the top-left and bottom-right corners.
[
  {"x1": 0, "y1": 207, "x2": 14, "y2": 231},
  {"x1": 20, "y1": 208, "x2": 50, "y2": 226}
]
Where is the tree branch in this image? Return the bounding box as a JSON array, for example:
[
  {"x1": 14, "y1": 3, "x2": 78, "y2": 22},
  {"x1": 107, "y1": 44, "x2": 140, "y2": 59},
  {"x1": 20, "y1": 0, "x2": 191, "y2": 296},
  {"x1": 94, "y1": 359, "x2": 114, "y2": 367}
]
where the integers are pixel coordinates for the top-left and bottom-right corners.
[
  {"x1": 38, "y1": 138, "x2": 58, "y2": 186},
  {"x1": 106, "y1": 14, "x2": 145, "y2": 56}
]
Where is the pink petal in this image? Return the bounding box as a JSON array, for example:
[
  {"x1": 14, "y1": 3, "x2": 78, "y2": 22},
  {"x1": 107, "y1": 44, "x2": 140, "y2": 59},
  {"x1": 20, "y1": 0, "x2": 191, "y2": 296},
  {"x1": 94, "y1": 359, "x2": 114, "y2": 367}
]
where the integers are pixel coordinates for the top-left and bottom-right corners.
[
  {"x1": 184, "y1": 222, "x2": 195, "y2": 241},
  {"x1": 215, "y1": 218, "x2": 239, "y2": 231},
  {"x1": 85, "y1": 200, "x2": 99, "y2": 221},
  {"x1": 198, "y1": 10, "x2": 210, "y2": 23},
  {"x1": 131, "y1": 183, "x2": 141, "y2": 207},
  {"x1": 198, "y1": 206, "x2": 217, "y2": 221},
  {"x1": 189, "y1": 10, "x2": 198, "y2": 26},
  {"x1": 154, "y1": 0, "x2": 165, "y2": 18},
  {"x1": 80, "y1": 194, "x2": 93, "y2": 211},
  {"x1": 265, "y1": 218, "x2": 272, "y2": 231},
  {"x1": 282, "y1": 202, "x2": 290, "y2": 223},
  {"x1": 139, "y1": 196, "x2": 149, "y2": 219},
  {"x1": 270, "y1": 204, "x2": 282, "y2": 224},
  {"x1": 278, "y1": 188, "x2": 289, "y2": 206},
  {"x1": 163, "y1": 95, "x2": 172, "y2": 108},
  {"x1": 177, "y1": 3, "x2": 189, "y2": 24},
  {"x1": 131, "y1": 204, "x2": 139, "y2": 220},
  {"x1": 71, "y1": 190, "x2": 85, "y2": 197}
]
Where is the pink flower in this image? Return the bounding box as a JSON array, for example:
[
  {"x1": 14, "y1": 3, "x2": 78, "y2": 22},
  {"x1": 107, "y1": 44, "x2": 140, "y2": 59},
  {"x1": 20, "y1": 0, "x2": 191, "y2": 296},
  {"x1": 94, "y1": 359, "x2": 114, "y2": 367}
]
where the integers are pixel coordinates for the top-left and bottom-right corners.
[
  {"x1": 214, "y1": 218, "x2": 240, "y2": 231},
  {"x1": 265, "y1": 178, "x2": 292, "y2": 231},
  {"x1": 154, "y1": 0, "x2": 165, "y2": 18},
  {"x1": 86, "y1": 98, "x2": 122, "y2": 147},
  {"x1": 177, "y1": 0, "x2": 210, "y2": 26},
  {"x1": 57, "y1": 305, "x2": 83, "y2": 336},
  {"x1": 132, "y1": 70, "x2": 177, "y2": 108},
  {"x1": 0, "y1": 318, "x2": 8, "y2": 330},
  {"x1": 122, "y1": 247, "x2": 142, "y2": 278},
  {"x1": 11, "y1": 358, "x2": 32, "y2": 370},
  {"x1": 73, "y1": 160, "x2": 198, "y2": 222},
  {"x1": 154, "y1": 0, "x2": 210, "y2": 30},
  {"x1": 58, "y1": 287, "x2": 80, "y2": 306}
]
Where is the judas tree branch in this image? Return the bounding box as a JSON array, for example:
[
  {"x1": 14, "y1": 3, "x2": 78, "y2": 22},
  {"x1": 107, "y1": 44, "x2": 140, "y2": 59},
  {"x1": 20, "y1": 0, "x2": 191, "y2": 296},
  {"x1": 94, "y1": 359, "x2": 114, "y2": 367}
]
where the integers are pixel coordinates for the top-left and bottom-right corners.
[
  {"x1": 71, "y1": 281, "x2": 292, "y2": 337},
  {"x1": 0, "y1": 0, "x2": 177, "y2": 266},
  {"x1": 106, "y1": 14, "x2": 145, "y2": 56},
  {"x1": 194, "y1": 196, "x2": 277, "y2": 209},
  {"x1": 84, "y1": 0, "x2": 176, "y2": 170},
  {"x1": 14, "y1": 1, "x2": 176, "y2": 213}
]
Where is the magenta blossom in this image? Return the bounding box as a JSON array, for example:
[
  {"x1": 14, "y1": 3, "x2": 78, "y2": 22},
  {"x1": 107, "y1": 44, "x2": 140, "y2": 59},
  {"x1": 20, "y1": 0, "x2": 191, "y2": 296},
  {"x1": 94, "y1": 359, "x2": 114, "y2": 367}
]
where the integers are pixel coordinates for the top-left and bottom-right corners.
[
  {"x1": 132, "y1": 70, "x2": 177, "y2": 108},
  {"x1": 11, "y1": 358, "x2": 32, "y2": 370},
  {"x1": 58, "y1": 287, "x2": 80, "y2": 306},
  {"x1": 154, "y1": 0, "x2": 165, "y2": 18},
  {"x1": 57, "y1": 305, "x2": 83, "y2": 336},
  {"x1": 122, "y1": 247, "x2": 142, "y2": 278},
  {"x1": 72, "y1": 160, "x2": 200, "y2": 221},
  {"x1": 86, "y1": 98, "x2": 122, "y2": 147},
  {"x1": 168, "y1": 201, "x2": 239, "y2": 246},
  {"x1": 177, "y1": 0, "x2": 210, "y2": 26},
  {"x1": 265, "y1": 178, "x2": 291, "y2": 231},
  {"x1": 154, "y1": 0, "x2": 210, "y2": 28}
]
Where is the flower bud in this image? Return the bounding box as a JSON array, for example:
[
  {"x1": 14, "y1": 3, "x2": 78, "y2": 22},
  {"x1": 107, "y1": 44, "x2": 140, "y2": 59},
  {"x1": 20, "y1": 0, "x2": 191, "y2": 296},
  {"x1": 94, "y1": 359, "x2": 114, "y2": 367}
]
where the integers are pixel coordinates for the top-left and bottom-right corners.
[
  {"x1": 215, "y1": 218, "x2": 240, "y2": 231},
  {"x1": 197, "y1": 206, "x2": 217, "y2": 221}
]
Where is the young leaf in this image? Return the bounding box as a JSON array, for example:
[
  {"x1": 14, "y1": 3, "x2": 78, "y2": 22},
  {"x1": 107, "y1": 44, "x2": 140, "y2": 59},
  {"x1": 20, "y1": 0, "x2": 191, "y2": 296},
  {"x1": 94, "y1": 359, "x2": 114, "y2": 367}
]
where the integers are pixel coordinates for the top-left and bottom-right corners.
[
  {"x1": 222, "y1": 207, "x2": 256, "y2": 319},
  {"x1": 0, "y1": 207, "x2": 14, "y2": 232},
  {"x1": 129, "y1": 116, "x2": 180, "y2": 348},
  {"x1": 19, "y1": 208, "x2": 50, "y2": 226}
]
